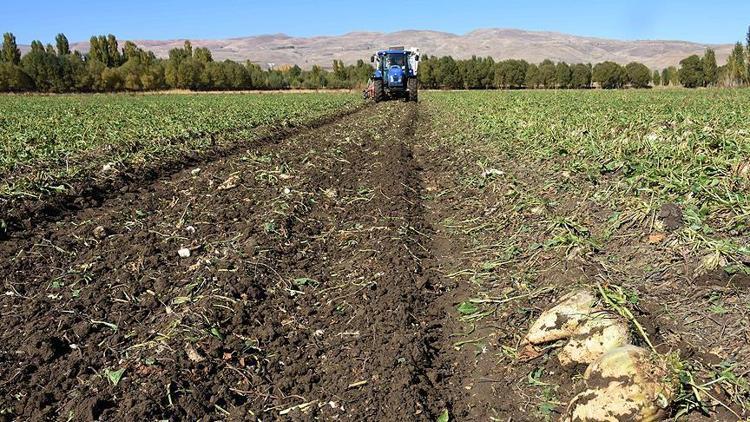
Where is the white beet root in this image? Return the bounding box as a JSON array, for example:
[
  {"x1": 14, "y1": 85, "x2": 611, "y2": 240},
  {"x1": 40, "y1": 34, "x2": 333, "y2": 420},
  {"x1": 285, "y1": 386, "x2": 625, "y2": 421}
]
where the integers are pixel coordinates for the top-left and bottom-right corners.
[
  {"x1": 558, "y1": 311, "x2": 631, "y2": 366},
  {"x1": 524, "y1": 290, "x2": 598, "y2": 345},
  {"x1": 566, "y1": 345, "x2": 674, "y2": 422}
]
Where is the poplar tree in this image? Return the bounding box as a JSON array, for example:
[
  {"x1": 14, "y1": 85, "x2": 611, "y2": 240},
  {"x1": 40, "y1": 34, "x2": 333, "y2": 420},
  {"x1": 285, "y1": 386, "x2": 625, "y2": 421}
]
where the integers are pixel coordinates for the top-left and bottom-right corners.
[
  {"x1": 702, "y1": 48, "x2": 718, "y2": 87},
  {"x1": 2, "y1": 33, "x2": 21, "y2": 65},
  {"x1": 55, "y1": 33, "x2": 70, "y2": 56},
  {"x1": 727, "y1": 42, "x2": 747, "y2": 86}
]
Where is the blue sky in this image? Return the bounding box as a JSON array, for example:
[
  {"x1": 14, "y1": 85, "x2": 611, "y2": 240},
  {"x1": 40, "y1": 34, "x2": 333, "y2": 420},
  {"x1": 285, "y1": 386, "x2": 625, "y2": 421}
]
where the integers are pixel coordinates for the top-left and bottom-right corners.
[{"x1": 2, "y1": 0, "x2": 749, "y2": 45}]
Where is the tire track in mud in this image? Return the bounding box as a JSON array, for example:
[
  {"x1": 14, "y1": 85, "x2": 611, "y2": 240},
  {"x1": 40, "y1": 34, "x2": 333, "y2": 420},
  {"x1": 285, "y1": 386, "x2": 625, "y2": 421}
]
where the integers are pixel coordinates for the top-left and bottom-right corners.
[{"x1": 0, "y1": 102, "x2": 456, "y2": 421}]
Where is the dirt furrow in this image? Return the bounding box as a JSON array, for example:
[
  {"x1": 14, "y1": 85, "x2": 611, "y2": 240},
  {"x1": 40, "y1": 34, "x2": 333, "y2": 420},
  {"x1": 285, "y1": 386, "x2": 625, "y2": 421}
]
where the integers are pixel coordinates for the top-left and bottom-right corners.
[
  {"x1": 284, "y1": 103, "x2": 451, "y2": 419},
  {"x1": 0, "y1": 102, "x2": 456, "y2": 421}
]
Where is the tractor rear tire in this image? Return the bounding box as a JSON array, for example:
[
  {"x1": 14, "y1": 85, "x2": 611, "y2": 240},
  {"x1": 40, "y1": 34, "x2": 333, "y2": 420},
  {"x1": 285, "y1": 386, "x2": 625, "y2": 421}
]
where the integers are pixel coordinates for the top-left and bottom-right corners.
[
  {"x1": 374, "y1": 80, "x2": 385, "y2": 103},
  {"x1": 408, "y1": 78, "x2": 418, "y2": 102}
]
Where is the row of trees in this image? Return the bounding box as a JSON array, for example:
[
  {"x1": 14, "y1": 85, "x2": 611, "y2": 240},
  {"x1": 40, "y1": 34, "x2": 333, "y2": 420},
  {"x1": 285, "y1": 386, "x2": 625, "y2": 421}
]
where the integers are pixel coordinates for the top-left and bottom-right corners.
[
  {"x1": 418, "y1": 25, "x2": 749, "y2": 90},
  {"x1": 418, "y1": 56, "x2": 658, "y2": 89},
  {"x1": 1, "y1": 27, "x2": 750, "y2": 92},
  {"x1": 646, "y1": 27, "x2": 749, "y2": 89},
  {"x1": 669, "y1": 34, "x2": 749, "y2": 88},
  {"x1": 0, "y1": 32, "x2": 374, "y2": 92}
]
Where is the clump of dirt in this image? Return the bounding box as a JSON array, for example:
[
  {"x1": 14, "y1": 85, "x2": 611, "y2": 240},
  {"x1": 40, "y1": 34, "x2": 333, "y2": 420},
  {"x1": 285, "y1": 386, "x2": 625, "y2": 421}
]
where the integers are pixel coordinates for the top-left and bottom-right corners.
[
  {"x1": 658, "y1": 203, "x2": 684, "y2": 231},
  {"x1": 730, "y1": 273, "x2": 750, "y2": 288},
  {"x1": 694, "y1": 269, "x2": 730, "y2": 287}
]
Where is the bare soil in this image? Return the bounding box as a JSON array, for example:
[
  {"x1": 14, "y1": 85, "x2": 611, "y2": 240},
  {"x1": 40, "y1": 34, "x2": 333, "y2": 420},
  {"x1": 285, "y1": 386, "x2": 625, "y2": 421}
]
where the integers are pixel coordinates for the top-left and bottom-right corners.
[{"x1": 0, "y1": 102, "x2": 463, "y2": 421}]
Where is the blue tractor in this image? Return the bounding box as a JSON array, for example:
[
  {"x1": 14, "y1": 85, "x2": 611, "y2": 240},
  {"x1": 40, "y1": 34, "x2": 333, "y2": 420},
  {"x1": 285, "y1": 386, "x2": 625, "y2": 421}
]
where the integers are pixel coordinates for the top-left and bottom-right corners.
[{"x1": 363, "y1": 47, "x2": 420, "y2": 102}]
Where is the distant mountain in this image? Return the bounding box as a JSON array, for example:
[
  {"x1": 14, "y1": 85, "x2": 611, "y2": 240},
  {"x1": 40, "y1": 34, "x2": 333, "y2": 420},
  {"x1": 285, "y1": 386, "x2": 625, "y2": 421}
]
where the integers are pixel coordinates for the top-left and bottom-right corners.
[{"x1": 25, "y1": 29, "x2": 733, "y2": 69}]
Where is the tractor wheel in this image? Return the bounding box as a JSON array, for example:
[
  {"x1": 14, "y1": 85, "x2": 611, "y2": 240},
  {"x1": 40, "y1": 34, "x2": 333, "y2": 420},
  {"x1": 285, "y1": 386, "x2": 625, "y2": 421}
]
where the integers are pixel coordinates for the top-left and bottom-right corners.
[
  {"x1": 373, "y1": 79, "x2": 385, "y2": 103},
  {"x1": 408, "y1": 78, "x2": 418, "y2": 102}
]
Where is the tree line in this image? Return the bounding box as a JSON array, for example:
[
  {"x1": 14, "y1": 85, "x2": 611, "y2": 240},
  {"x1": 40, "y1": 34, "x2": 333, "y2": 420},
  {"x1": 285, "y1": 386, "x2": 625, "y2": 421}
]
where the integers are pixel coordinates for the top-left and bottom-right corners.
[
  {"x1": 674, "y1": 41, "x2": 748, "y2": 88},
  {"x1": 0, "y1": 33, "x2": 372, "y2": 92},
  {"x1": 418, "y1": 56, "x2": 657, "y2": 89},
  {"x1": 419, "y1": 26, "x2": 750, "y2": 90},
  {"x1": 1, "y1": 28, "x2": 749, "y2": 92}
]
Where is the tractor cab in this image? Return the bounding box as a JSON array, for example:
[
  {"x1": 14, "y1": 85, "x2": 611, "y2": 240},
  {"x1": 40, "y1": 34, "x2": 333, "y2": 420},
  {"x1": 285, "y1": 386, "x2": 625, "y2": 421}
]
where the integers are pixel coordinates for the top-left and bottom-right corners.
[
  {"x1": 384, "y1": 53, "x2": 406, "y2": 68},
  {"x1": 364, "y1": 46, "x2": 420, "y2": 102}
]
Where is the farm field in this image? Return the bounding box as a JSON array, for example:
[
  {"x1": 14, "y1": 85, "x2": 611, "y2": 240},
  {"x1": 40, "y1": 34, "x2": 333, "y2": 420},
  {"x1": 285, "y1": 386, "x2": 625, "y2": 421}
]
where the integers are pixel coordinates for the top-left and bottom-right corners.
[
  {"x1": 0, "y1": 93, "x2": 360, "y2": 232},
  {"x1": 419, "y1": 90, "x2": 750, "y2": 420},
  {"x1": 1, "y1": 90, "x2": 750, "y2": 421}
]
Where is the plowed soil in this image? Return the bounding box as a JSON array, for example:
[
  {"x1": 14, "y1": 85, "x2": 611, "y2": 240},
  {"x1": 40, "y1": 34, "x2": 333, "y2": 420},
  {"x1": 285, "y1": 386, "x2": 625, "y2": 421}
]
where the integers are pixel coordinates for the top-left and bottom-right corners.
[
  {"x1": 0, "y1": 103, "x2": 463, "y2": 421},
  {"x1": 2, "y1": 97, "x2": 748, "y2": 422}
]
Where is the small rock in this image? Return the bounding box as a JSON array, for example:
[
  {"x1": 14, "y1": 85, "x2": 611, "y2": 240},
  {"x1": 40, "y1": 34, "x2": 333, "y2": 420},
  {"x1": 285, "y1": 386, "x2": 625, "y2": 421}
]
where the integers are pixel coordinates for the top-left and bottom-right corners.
[
  {"x1": 93, "y1": 226, "x2": 108, "y2": 239},
  {"x1": 481, "y1": 168, "x2": 504, "y2": 178},
  {"x1": 101, "y1": 163, "x2": 115, "y2": 173},
  {"x1": 283, "y1": 187, "x2": 291, "y2": 195},
  {"x1": 185, "y1": 343, "x2": 205, "y2": 363},
  {"x1": 191, "y1": 168, "x2": 201, "y2": 176},
  {"x1": 178, "y1": 248, "x2": 191, "y2": 258}
]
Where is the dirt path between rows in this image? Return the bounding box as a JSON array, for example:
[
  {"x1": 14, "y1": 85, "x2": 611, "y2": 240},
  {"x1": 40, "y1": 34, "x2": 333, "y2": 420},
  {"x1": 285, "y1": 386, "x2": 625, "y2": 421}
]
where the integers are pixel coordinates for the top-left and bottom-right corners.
[{"x1": 0, "y1": 102, "x2": 471, "y2": 421}]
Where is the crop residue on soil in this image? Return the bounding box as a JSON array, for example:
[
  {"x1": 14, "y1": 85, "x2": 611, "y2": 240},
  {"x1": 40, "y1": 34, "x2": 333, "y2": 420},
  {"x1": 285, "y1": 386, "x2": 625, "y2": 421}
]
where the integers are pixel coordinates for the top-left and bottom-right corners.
[
  {"x1": 3, "y1": 90, "x2": 750, "y2": 422},
  {"x1": 0, "y1": 102, "x2": 460, "y2": 421}
]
